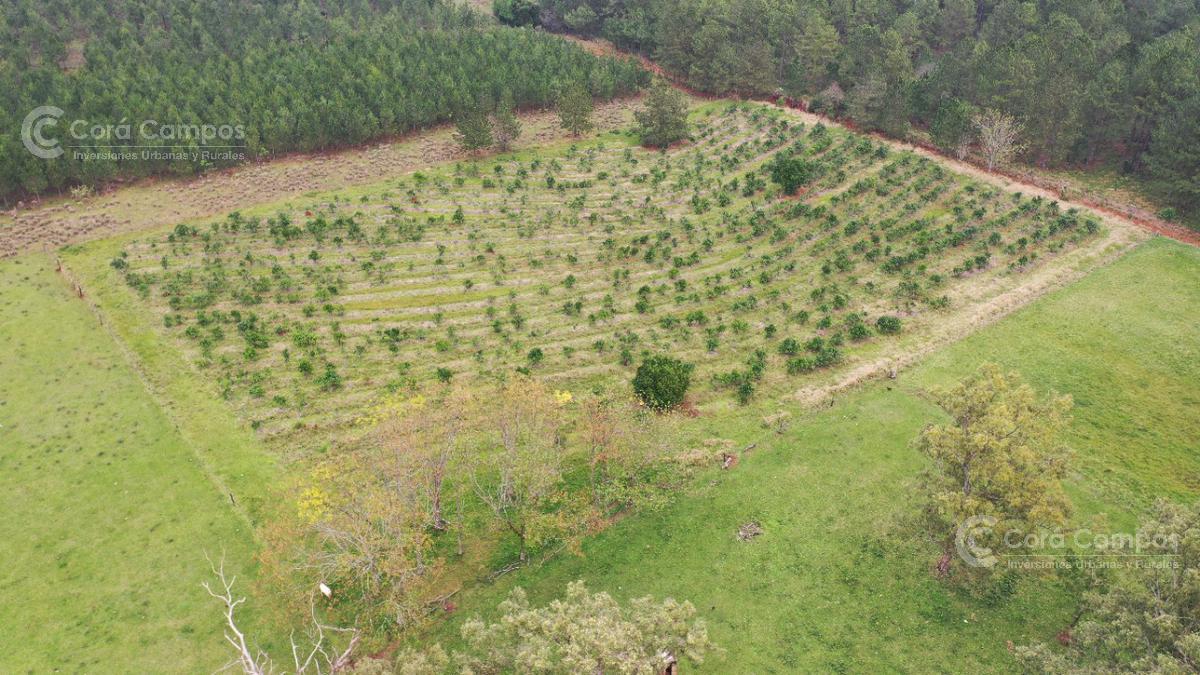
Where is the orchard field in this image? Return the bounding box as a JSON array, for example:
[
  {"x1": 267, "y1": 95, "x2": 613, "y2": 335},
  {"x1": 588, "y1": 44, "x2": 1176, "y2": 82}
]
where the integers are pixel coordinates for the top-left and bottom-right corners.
[{"x1": 75, "y1": 103, "x2": 1124, "y2": 455}]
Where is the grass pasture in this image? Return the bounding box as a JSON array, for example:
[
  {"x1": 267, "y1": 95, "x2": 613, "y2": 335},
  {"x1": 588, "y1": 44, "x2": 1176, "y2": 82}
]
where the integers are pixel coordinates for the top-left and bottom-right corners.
[
  {"x1": 915, "y1": 237, "x2": 1200, "y2": 512},
  {"x1": 0, "y1": 254, "x2": 262, "y2": 673},
  {"x1": 89, "y1": 102, "x2": 1119, "y2": 457},
  {"x1": 417, "y1": 237, "x2": 1200, "y2": 672}
]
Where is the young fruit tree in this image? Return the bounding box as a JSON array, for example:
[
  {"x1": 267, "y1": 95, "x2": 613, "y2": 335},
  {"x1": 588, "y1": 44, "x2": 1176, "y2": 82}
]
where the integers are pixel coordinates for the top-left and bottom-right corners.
[
  {"x1": 916, "y1": 363, "x2": 1073, "y2": 576},
  {"x1": 768, "y1": 154, "x2": 818, "y2": 195},
  {"x1": 973, "y1": 109, "x2": 1026, "y2": 170},
  {"x1": 634, "y1": 79, "x2": 691, "y2": 148},
  {"x1": 1016, "y1": 499, "x2": 1200, "y2": 673},
  {"x1": 557, "y1": 81, "x2": 595, "y2": 136}
]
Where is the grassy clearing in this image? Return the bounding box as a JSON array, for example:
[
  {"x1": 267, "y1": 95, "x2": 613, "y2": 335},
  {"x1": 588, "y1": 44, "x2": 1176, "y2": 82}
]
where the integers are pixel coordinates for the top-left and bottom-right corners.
[
  {"x1": 413, "y1": 238, "x2": 1200, "y2": 672},
  {"x1": 0, "y1": 254, "x2": 262, "y2": 672}
]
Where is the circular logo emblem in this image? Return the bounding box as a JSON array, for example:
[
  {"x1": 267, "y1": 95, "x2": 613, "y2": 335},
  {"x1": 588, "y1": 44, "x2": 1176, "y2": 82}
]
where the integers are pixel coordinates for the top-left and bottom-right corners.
[
  {"x1": 956, "y1": 514, "x2": 998, "y2": 568},
  {"x1": 22, "y1": 106, "x2": 65, "y2": 159}
]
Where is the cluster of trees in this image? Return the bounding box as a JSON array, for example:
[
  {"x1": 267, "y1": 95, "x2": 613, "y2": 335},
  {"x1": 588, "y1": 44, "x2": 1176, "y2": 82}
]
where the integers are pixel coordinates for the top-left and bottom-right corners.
[
  {"x1": 243, "y1": 364, "x2": 1196, "y2": 672},
  {"x1": 451, "y1": 94, "x2": 523, "y2": 154},
  {"x1": 454, "y1": 75, "x2": 687, "y2": 152},
  {"x1": 506, "y1": 0, "x2": 1200, "y2": 217},
  {"x1": 1017, "y1": 499, "x2": 1200, "y2": 672},
  {"x1": 1, "y1": 0, "x2": 646, "y2": 202},
  {"x1": 452, "y1": 73, "x2": 633, "y2": 155},
  {"x1": 260, "y1": 373, "x2": 709, "y2": 634}
]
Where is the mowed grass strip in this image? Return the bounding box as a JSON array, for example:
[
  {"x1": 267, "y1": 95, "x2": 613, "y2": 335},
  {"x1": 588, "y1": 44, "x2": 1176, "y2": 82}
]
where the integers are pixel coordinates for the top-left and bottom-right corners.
[
  {"x1": 419, "y1": 238, "x2": 1200, "y2": 672},
  {"x1": 341, "y1": 286, "x2": 513, "y2": 312},
  {"x1": 0, "y1": 254, "x2": 261, "y2": 673}
]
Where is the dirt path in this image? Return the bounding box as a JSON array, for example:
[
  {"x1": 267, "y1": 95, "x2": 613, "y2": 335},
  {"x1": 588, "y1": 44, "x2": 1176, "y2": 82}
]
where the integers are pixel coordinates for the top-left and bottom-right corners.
[{"x1": 0, "y1": 99, "x2": 639, "y2": 258}]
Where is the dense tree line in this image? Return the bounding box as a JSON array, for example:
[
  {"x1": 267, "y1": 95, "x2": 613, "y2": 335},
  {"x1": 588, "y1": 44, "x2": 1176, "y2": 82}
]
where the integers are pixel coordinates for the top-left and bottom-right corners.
[
  {"x1": 505, "y1": 0, "x2": 1200, "y2": 217},
  {"x1": 0, "y1": 0, "x2": 646, "y2": 203}
]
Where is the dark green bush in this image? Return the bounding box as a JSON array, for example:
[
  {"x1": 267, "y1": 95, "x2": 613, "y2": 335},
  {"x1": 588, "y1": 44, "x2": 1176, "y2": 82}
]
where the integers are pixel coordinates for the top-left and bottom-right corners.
[
  {"x1": 317, "y1": 363, "x2": 342, "y2": 391},
  {"x1": 527, "y1": 347, "x2": 545, "y2": 366},
  {"x1": 632, "y1": 354, "x2": 694, "y2": 410},
  {"x1": 768, "y1": 155, "x2": 818, "y2": 195},
  {"x1": 875, "y1": 315, "x2": 902, "y2": 335},
  {"x1": 778, "y1": 337, "x2": 801, "y2": 356},
  {"x1": 493, "y1": 0, "x2": 540, "y2": 27}
]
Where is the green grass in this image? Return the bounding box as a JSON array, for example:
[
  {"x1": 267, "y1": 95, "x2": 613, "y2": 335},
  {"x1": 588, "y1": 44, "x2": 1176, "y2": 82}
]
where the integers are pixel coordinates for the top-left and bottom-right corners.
[
  {"x1": 416, "y1": 237, "x2": 1200, "y2": 672},
  {"x1": 0, "y1": 254, "x2": 262, "y2": 672},
  {"x1": 914, "y1": 236, "x2": 1200, "y2": 512},
  {"x1": 62, "y1": 240, "x2": 279, "y2": 520}
]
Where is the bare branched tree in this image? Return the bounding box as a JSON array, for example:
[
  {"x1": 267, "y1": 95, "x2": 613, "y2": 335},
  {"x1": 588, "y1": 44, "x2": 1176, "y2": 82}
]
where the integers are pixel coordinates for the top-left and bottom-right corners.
[
  {"x1": 471, "y1": 377, "x2": 566, "y2": 562},
  {"x1": 289, "y1": 597, "x2": 360, "y2": 675},
  {"x1": 203, "y1": 553, "x2": 360, "y2": 675},
  {"x1": 973, "y1": 109, "x2": 1026, "y2": 170},
  {"x1": 954, "y1": 137, "x2": 972, "y2": 161},
  {"x1": 203, "y1": 554, "x2": 273, "y2": 675},
  {"x1": 375, "y1": 387, "x2": 475, "y2": 531}
]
